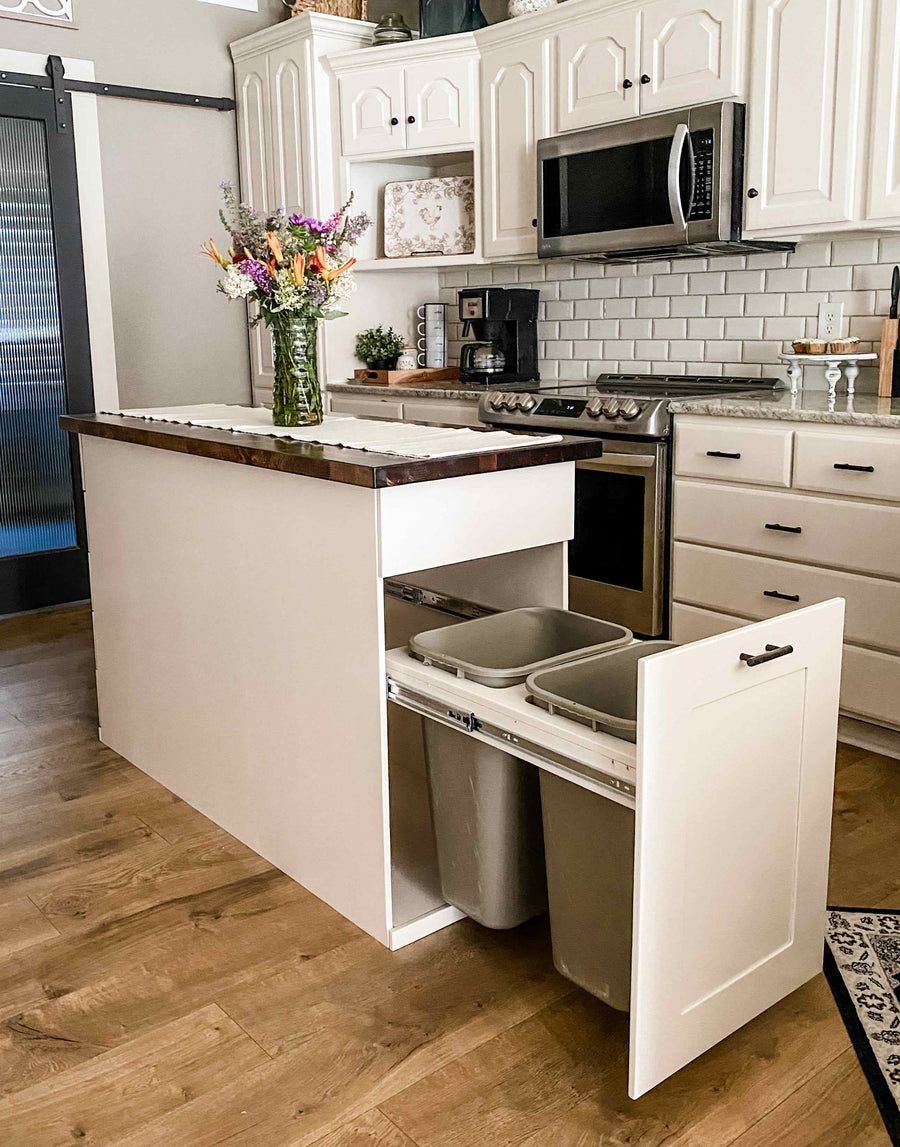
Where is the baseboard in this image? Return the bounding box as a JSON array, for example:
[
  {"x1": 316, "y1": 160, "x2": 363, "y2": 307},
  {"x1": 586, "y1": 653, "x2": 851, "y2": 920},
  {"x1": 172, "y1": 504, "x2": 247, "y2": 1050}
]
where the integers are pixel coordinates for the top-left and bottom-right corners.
[
  {"x1": 389, "y1": 904, "x2": 466, "y2": 951},
  {"x1": 839, "y1": 716, "x2": 900, "y2": 761}
]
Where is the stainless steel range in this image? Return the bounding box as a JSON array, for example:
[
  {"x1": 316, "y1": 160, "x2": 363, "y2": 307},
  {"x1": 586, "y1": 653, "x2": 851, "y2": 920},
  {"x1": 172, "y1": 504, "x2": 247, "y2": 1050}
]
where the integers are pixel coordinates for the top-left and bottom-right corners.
[{"x1": 479, "y1": 373, "x2": 782, "y2": 637}]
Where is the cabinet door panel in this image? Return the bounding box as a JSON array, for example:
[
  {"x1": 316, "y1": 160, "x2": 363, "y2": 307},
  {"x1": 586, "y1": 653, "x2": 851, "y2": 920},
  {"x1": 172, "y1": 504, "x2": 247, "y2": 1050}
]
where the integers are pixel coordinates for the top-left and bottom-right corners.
[
  {"x1": 405, "y1": 57, "x2": 475, "y2": 150},
  {"x1": 269, "y1": 44, "x2": 308, "y2": 215},
  {"x1": 556, "y1": 10, "x2": 640, "y2": 131},
  {"x1": 481, "y1": 41, "x2": 547, "y2": 259},
  {"x1": 744, "y1": 0, "x2": 864, "y2": 232},
  {"x1": 868, "y1": 0, "x2": 900, "y2": 221},
  {"x1": 631, "y1": 599, "x2": 843, "y2": 1097},
  {"x1": 640, "y1": 0, "x2": 743, "y2": 114},
  {"x1": 339, "y1": 71, "x2": 404, "y2": 157},
  {"x1": 234, "y1": 57, "x2": 272, "y2": 213}
]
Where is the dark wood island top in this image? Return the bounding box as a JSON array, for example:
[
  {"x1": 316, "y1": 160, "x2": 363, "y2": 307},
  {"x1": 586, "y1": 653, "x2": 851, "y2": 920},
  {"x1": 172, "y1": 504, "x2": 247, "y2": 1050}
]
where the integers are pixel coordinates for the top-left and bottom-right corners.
[{"x1": 61, "y1": 413, "x2": 603, "y2": 489}]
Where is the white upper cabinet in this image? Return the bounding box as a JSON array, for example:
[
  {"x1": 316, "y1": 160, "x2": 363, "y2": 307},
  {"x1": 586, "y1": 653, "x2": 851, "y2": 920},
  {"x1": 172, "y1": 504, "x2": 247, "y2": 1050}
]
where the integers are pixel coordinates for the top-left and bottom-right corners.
[
  {"x1": 234, "y1": 56, "x2": 272, "y2": 213},
  {"x1": 639, "y1": 0, "x2": 744, "y2": 114},
  {"x1": 338, "y1": 70, "x2": 405, "y2": 157},
  {"x1": 556, "y1": 9, "x2": 640, "y2": 131},
  {"x1": 481, "y1": 36, "x2": 549, "y2": 259},
  {"x1": 744, "y1": 0, "x2": 866, "y2": 233},
  {"x1": 404, "y1": 56, "x2": 477, "y2": 151},
  {"x1": 268, "y1": 43, "x2": 309, "y2": 215},
  {"x1": 867, "y1": 0, "x2": 900, "y2": 222}
]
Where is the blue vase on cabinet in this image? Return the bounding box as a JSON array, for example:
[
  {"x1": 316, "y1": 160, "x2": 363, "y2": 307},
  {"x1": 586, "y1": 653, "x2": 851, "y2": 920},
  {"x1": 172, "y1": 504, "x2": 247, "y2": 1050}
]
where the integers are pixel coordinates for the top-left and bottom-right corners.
[
  {"x1": 419, "y1": 0, "x2": 487, "y2": 36},
  {"x1": 459, "y1": 0, "x2": 488, "y2": 30}
]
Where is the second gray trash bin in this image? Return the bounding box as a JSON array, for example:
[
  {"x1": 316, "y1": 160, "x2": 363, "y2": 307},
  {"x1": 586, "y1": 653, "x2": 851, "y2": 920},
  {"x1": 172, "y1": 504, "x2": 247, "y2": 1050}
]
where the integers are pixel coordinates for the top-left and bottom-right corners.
[{"x1": 412, "y1": 607, "x2": 632, "y2": 929}]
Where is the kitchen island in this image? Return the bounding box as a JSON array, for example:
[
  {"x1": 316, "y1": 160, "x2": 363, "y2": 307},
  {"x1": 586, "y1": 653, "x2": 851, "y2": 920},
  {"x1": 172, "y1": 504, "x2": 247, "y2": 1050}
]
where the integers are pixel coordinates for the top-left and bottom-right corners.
[{"x1": 62, "y1": 411, "x2": 602, "y2": 949}]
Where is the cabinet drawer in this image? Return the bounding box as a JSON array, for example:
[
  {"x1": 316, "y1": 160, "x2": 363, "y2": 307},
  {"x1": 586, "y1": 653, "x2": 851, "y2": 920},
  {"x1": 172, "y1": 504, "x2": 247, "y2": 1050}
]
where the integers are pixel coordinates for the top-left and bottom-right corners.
[
  {"x1": 793, "y1": 430, "x2": 900, "y2": 502},
  {"x1": 673, "y1": 543, "x2": 900, "y2": 654},
  {"x1": 329, "y1": 395, "x2": 404, "y2": 420},
  {"x1": 671, "y1": 603, "x2": 900, "y2": 730},
  {"x1": 401, "y1": 399, "x2": 483, "y2": 428},
  {"x1": 674, "y1": 422, "x2": 793, "y2": 487},
  {"x1": 673, "y1": 480, "x2": 900, "y2": 580}
]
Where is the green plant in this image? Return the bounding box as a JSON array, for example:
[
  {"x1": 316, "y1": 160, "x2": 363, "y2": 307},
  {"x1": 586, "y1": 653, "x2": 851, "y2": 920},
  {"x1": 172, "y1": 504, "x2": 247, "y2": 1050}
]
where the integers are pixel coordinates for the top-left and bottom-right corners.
[{"x1": 356, "y1": 325, "x2": 406, "y2": 366}]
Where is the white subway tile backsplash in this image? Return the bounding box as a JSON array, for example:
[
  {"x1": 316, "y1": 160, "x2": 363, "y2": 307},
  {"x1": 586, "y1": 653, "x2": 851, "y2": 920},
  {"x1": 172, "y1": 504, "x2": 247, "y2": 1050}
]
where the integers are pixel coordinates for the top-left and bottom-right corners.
[{"x1": 444, "y1": 239, "x2": 892, "y2": 385}]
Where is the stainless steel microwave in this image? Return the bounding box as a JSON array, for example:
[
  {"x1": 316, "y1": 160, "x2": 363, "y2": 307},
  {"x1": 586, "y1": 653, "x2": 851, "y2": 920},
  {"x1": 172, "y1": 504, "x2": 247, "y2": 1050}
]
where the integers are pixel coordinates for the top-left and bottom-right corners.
[{"x1": 537, "y1": 101, "x2": 768, "y2": 262}]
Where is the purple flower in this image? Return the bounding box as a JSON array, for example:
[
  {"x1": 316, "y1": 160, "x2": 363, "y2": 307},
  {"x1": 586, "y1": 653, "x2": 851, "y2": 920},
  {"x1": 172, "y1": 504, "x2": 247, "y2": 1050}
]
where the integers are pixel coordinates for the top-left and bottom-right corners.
[
  {"x1": 288, "y1": 213, "x2": 331, "y2": 234},
  {"x1": 237, "y1": 257, "x2": 273, "y2": 295},
  {"x1": 344, "y1": 211, "x2": 371, "y2": 244},
  {"x1": 305, "y1": 279, "x2": 327, "y2": 306}
]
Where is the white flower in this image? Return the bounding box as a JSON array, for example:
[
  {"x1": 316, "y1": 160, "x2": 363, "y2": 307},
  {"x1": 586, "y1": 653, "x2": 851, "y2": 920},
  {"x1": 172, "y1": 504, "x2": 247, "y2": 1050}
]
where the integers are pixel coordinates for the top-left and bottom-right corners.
[{"x1": 220, "y1": 264, "x2": 256, "y2": 300}]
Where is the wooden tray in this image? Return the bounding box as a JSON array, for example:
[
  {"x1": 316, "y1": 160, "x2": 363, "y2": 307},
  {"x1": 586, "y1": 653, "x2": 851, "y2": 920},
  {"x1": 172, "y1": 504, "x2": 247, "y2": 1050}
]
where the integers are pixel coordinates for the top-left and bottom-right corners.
[{"x1": 353, "y1": 368, "x2": 461, "y2": 387}]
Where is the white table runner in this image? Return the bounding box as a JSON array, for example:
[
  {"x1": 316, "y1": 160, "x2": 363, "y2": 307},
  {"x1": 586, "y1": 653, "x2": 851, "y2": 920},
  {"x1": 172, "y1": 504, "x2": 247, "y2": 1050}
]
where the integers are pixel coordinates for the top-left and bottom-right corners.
[{"x1": 113, "y1": 406, "x2": 564, "y2": 460}]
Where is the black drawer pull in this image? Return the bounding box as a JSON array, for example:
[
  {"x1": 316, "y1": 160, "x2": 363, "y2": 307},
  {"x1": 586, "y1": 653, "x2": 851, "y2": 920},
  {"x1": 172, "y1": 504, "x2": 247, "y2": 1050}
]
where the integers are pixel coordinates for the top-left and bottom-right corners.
[
  {"x1": 740, "y1": 643, "x2": 794, "y2": 668},
  {"x1": 834, "y1": 462, "x2": 875, "y2": 473},
  {"x1": 764, "y1": 589, "x2": 800, "y2": 602},
  {"x1": 707, "y1": 450, "x2": 742, "y2": 459},
  {"x1": 765, "y1": 522, "x2": 802, "y2": 534}
]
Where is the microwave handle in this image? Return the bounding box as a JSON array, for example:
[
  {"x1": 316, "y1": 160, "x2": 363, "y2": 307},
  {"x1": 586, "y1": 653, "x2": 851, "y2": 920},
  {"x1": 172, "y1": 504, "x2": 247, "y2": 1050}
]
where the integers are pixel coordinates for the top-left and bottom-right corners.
[{"x1": 667, "y1": 124, "x2": 694, "y2": 232}]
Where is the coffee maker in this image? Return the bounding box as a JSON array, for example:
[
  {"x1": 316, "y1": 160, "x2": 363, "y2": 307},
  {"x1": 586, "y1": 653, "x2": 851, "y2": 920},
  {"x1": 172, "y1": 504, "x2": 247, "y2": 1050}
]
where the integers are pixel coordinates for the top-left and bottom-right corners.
[{"x1": 458, "y1": 287, "x2": 539, "y2": 385}]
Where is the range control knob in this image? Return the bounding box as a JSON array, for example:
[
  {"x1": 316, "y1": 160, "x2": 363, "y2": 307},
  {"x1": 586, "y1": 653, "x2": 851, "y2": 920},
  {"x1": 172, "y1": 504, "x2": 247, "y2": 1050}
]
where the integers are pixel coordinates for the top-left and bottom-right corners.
[
  {"x1": 501, "y1": 393, "x2": 518, "y2": 411},
  {"x1": 602, "y1": 398, "x2": 621, "y2": 419},
  {"x1": 488, "y1": 392, "x2": 505, "y2": 411},
  {"x1": 586, "y1": 398, "x2": 604, "y2": 418},
  {"x1": 517, "y1": 394, "x2": 538, "y2": 412},
  {"x1": 619, "y1": 398, "x2": 642, "y2": 420}
]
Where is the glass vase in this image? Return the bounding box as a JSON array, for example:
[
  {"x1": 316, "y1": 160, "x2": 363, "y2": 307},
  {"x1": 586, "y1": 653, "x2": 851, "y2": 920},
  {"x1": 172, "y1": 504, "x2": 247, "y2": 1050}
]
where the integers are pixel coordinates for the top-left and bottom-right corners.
[
  {"x1": 459, "y1": 0, "x2": 488, "y2": 31},
  {"x1": 270, "y1": 314, "x2": 323, "y2": 428}
]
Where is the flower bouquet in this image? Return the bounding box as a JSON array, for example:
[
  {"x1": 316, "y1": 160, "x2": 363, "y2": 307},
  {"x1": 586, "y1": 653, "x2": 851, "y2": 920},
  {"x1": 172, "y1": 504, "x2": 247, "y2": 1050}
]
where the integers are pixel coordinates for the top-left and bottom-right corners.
[{"x1": 203, "y1": 183, "x2": 371, "y2": 426}]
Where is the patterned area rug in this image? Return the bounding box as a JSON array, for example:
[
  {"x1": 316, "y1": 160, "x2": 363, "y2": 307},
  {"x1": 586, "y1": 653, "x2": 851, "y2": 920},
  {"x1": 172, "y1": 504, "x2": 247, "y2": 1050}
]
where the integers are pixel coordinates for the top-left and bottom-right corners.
[{"x1": 825, "y1": 907, "x2": 900, "y2": 1144}]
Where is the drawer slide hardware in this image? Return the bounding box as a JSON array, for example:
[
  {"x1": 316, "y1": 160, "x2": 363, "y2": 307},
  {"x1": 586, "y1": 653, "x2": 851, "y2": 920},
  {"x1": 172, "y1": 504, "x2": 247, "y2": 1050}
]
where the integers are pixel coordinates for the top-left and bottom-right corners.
[
  {"x1": 740, "y1": 643, "x2": 794, "y2": 668},
  {"x1": 706, "y1": 450, "x2": 742, "y2": 459},
  {"x1": 764, "y1": 589, "x2": 800, "y2": 602},
  {"x1": 833, "y1": 462, "x2": 875, "y2": 473},
  {"x1": 384, "y1": 579, "x2": 496, "y2": 621},
  {"x1": 764, "y1": 522, "x2": 802, "y2": 534}
]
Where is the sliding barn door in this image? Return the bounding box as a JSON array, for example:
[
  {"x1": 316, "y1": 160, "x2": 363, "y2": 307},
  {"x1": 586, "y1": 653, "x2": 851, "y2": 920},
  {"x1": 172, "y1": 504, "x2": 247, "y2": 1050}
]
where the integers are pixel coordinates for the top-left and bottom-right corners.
[
  {"x1": 629, "y1": 599, "x2": 844, "y2": 1097},
  {"x1": 0, "y1": 82, "x2": 93, "y2": 612}
]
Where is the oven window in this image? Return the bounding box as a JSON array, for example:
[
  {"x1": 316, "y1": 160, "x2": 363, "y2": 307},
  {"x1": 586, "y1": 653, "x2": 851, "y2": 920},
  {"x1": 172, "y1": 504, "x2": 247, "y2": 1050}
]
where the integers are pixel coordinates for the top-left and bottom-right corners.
[
  {"x1": 542, "y1": 136, "x2": 674, "y2": 239},
  {"x1": 570, "y1": 468, "x2": 645, "y2": 591}
]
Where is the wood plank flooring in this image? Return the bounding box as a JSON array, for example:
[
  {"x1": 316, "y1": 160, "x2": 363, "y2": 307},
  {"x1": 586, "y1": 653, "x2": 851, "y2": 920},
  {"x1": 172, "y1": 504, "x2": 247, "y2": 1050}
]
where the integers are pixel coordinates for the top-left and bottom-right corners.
[{"x1": 0, "y1": 605, "x2": 896, "y2": 1146}]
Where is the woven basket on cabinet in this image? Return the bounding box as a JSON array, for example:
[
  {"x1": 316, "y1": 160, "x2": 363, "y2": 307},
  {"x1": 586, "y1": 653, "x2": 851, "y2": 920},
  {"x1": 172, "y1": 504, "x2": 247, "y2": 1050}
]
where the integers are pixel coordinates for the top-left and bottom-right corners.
[{"x1": 287, "y1": 0, "x2": 368, "y2": 18}]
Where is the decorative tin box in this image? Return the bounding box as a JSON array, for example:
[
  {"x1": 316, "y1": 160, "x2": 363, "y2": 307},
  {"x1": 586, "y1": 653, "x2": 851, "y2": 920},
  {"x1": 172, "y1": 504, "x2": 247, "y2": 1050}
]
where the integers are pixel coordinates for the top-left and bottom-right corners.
[{"x1": 383, "y1": 176, "x2": 476, "y2": 259}]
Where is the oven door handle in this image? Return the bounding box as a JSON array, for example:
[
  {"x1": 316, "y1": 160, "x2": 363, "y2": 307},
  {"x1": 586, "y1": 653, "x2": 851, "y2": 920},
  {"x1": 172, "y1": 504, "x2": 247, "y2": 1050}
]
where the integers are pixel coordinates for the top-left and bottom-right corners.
[
  {"x1": 667, "y1": 123, "x2": 691, "y2": 233},
  {"x1": 577, "y1": 453, "x2": 657, "y2": 471}
]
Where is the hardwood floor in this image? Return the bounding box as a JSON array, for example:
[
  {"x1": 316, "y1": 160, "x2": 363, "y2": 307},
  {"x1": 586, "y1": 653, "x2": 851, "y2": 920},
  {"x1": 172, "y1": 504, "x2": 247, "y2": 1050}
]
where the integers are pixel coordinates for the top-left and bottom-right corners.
[{"x1": 0, "y1": 605, "x2": 896, "y2": 1146}]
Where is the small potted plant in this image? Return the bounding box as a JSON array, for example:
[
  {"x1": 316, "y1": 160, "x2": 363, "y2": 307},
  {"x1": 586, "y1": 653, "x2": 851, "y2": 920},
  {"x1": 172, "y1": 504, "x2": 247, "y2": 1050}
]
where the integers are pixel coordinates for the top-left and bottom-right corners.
[{"x1": 356, "y1": 326, "x2": 406, "y2": 371}]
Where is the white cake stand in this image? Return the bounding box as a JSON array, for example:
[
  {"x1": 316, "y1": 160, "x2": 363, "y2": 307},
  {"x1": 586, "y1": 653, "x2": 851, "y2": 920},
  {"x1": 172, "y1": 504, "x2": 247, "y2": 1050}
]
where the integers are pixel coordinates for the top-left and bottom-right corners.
[{"x1": 779, "y1": 353, "x2": 878, "y2": 397}]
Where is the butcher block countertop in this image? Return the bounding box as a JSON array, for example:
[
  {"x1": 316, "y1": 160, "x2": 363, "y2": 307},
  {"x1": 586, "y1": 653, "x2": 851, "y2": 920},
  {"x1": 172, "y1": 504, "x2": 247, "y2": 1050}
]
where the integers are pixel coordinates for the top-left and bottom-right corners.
[{"x1": 60, "y1": 413, "x2": 602, "y2": 489}]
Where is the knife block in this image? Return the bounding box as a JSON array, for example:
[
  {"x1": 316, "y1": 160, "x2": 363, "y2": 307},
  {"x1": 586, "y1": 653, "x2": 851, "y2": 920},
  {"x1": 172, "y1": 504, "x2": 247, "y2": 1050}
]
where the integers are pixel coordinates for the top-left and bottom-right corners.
[{"x1": 878, "y1": 318, "x2": 900, "y2": 397}]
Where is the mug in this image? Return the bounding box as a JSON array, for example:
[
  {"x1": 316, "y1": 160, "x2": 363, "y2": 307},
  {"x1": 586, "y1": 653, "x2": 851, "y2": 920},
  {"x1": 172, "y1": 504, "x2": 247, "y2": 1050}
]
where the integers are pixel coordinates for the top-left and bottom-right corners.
[
  {"x1": 397, "y1": 348, "x2": 418, "y2": 370},
  {"x1": 416, "y1": 303, "x2": 447, "y2": 368}
]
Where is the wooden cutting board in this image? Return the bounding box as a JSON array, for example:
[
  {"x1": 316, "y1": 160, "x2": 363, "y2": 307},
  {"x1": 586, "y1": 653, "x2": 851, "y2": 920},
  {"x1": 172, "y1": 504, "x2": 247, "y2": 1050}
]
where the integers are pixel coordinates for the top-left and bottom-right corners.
[{"x1": 353, "y1": 368, "x2": 461, "y2": 387}]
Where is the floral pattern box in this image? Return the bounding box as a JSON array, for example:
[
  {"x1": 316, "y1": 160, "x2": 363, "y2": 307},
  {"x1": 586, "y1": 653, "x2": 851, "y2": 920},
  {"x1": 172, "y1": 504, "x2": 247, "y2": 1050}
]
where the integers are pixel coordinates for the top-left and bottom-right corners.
[{"x1": 383, "y1": 176, "x2": 475, "y2": 259}]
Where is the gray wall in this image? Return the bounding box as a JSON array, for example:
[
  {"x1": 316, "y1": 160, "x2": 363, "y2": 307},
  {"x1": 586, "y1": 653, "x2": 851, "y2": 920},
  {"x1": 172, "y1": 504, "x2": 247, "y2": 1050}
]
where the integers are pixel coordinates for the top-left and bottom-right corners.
[{"x1": 1, "y1": 0, "x2": 285, "y2": 408}]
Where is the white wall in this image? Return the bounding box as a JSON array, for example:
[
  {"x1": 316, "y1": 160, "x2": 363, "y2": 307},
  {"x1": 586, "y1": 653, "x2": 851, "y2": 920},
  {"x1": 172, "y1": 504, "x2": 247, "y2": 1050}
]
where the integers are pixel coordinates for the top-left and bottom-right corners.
[{"x1": 0, "y1": 0, "x2": 285, "y2": 408}]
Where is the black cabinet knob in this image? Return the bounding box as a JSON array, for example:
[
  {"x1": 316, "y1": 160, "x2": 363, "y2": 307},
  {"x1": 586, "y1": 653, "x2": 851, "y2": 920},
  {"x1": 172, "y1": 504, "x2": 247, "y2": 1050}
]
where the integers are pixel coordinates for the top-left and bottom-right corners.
[
  {"x1": 623, "y1": 78, "x2": 633, "y2": 89},
  {"x1": 390, "y1": 116, "x2": 399, "y2": 126},
  {"x1": 407, "y1": 115, "x2": 416, "y2": 124},
  {"x1": 531, "y1": 218, "x2": 538, "y2": 228},
  {"x1": 747, "y1": 187, "x2": 759, "y2": 198},
  {"x1": 640, "y1": 73, "x2": 651, "y2": 84}
]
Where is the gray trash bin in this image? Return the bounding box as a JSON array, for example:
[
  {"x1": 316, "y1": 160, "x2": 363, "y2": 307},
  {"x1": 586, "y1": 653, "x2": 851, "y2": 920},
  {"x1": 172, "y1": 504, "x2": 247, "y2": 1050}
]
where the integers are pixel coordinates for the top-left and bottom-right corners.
[
  {"x1": 526, "y1": 640, "x2": 678, "y2": 1008},
  {"x1": 411, "y1": 608, "x2": 632, "y2": 929}
]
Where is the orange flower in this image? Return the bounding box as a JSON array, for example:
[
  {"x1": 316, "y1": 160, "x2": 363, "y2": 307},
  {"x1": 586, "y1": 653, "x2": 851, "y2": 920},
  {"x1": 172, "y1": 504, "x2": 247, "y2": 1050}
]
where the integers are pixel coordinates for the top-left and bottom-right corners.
[
  {"x1": 201, "y1": 239, "x2": 228, "y2": 269},
  {"x1": 266, "y1": 232, "x2": 285, "y2": 264},
  {"x1": 307, "y1": 245, "x2": 328, "y2": 275},
  {"x1": 321, "y1": 257, "x2": 356, "y2": 282},
  {"x1": 291, "y1": 253, "x2": 306, "y2": 286}
]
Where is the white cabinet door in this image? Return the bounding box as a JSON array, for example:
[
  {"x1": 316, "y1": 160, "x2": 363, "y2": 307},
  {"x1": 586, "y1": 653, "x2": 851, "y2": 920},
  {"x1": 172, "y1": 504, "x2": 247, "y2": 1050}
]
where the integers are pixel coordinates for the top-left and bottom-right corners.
[
  {"x1": 481, "y1": 38, "x2": 549, "y2": 259},
  {"x1": 234, "y1": 55, "x2": 272, "y2": 213},
  {"x1": 404, "y1": 57, "x2": 476, "y2": 151},
  {"x1": 556, "y1": 10, "x2": 640, "y2": 131},
  {"x1": 630, "y1": 598, "x2": 843, "y2": 1097},
  {"x1": 339, "y1": 70, "x2": 405, "y2": 157},
  {"x1": 268, "y1": 43, "x2": 311, "y2": 216},
  {"x1": 639, "y1": 0, "x2": 743, "y2": 114},
  {"x1": 744, "y1": 0, "x2": 865, "y2": 232},
  {"x1": 866, "y1": 0, "x2": 900, "y2": 221}
]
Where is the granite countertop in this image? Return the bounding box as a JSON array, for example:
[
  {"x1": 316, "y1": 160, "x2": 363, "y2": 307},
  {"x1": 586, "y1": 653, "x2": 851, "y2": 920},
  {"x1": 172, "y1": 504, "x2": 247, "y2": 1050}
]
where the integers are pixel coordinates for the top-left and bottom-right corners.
[
  {"x1": 670, "y1": 390, "x2": 900, "y2": 429},
  {"x1": 60, "y1": 413, "x2": 602, "y2": 489},
  {"x1": 328, "y1": 381, "x2": 485, "y2": 402}
]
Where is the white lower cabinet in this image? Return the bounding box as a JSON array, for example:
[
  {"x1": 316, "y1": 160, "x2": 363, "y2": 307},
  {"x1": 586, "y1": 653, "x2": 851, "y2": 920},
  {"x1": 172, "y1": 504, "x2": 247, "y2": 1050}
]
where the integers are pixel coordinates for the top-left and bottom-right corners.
[
  {"x1": 328, "y1": 394, "x2": 405, "y2": 420},
  {"x1": 388, "y1": 598, "x2": 844, "y2": 1097},
  {"x1": 326, "y1": 392, "x2": 484, "y2": 428},
  {"x1": 672, "y1": 416, "x2": 900, "y2": 734}
]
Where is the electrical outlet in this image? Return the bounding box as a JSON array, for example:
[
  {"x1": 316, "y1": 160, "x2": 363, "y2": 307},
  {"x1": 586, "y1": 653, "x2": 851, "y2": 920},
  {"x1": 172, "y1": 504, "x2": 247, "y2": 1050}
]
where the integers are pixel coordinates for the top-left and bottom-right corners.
[{"x1": 817, "y1": 302, "x2": 844, "y2": 340}]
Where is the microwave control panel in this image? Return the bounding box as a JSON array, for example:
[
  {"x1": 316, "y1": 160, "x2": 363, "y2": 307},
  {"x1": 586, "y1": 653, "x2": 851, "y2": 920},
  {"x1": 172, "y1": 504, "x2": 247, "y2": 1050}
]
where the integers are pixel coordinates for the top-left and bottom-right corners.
[{"x1": 688, "y1": 129, "x2": 715, "y2": 221}]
